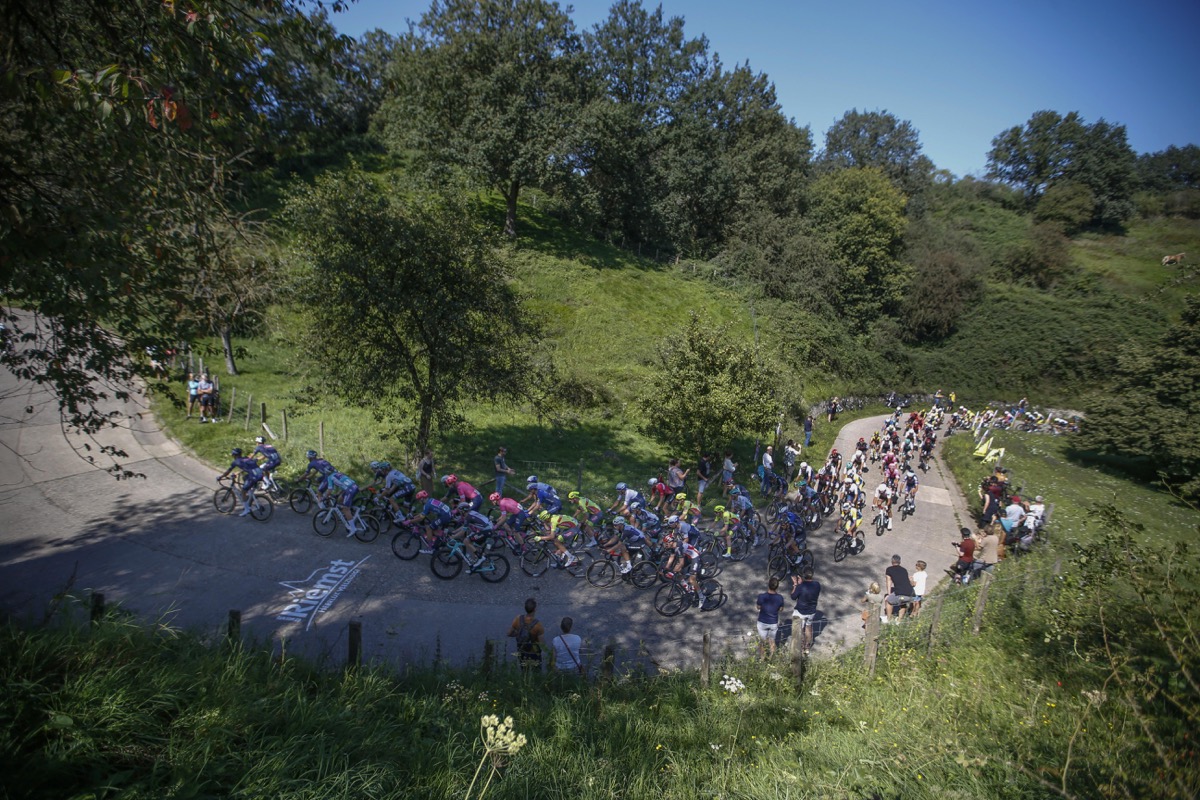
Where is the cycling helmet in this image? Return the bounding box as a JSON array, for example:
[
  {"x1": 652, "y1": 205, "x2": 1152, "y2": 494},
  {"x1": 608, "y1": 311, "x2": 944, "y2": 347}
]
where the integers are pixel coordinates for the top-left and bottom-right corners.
[
  {"x1": 674, "y1": 493, "x2": 687, "y2": 503},
  {"x1": 714, "y1": 505, "x2": 726, "y2": 514},
  {"x1": 537, "y1": 510, "x2": 551, "y2": 522},
  {"x1": 488, "y1": 492, "x2": 501, "y2": 504},
  {"x1": 415, "y1": 490, "x2": 429, "y2": 501},
  {"x1": 442, "y1": 474, "x2": 458, "y2": 486},
  {"x1": 844, "y1": 476, "x2": 854, "y2": 484},
  {"x1": 231, "y1": 447, "x2": 242, "y2": 457},
  {"x1": 666, "y1": 514, "x2": 680, "y2": 525},
  {"x1": 568, "y1": 490, "x2": 580, "y2": 500},
  {"x1": 648, "y1": 477, "x2": 658, "y2": 486},
  {"x1": 255, "y1": 436, "x2": 265, "y2": 444},
  {"x1": 613, "y1": 516, "x2": 626, "y2": 527},
  {"x1": 800, "y1": 461, "x2": 808, "y2": 469},
  {"x1": 526, "y1": 475, "x2": 538, "y2": 484},
  {"x1": 831, "y1": 449, "x2": 839, "y2": 455},
  {"x1": 629, "y1": 501, "x2": 644, "y2": 511},
  {"x1": 457, "y1": 502, "x2": 472, "y2": 512},
  {"x1": 615, "y1": 482, "x2": 627, "y2": 491},
  {"x1": 378, "y1": 461, "x2": 391, "y2": 471},
  {"x1": 858, "y1": 437, "x2": 865, "y2": 442},
  {"x1": 841, "y1": 501, "x2": 851, "y2": 511},
  {"x1": 729, "y1": 486, "x2": 741, "y2": 496},
  {"x1": 369, "y1": 461, "x2": 382, "y2": 471},
  {"x1": 306, "y1": 450, "x2": 318, "y2": 459}
]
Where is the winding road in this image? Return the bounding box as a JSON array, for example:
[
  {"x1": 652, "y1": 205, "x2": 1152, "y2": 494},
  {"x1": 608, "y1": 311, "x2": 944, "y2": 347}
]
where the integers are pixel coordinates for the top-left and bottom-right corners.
[{"x1": 0, "y1": 363, "x2": 971, "y2": 671}]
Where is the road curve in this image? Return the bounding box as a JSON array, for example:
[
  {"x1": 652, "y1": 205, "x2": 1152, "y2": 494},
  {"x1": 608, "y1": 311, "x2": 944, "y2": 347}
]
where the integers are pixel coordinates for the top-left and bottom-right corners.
[{"x1": 0, "y1": 362, "x2": 970, "y2": 671}]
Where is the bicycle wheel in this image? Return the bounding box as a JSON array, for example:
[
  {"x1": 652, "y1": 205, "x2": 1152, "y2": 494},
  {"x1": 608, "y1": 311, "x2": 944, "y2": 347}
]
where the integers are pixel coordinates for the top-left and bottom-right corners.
[
  {"x1": 250, "y1": 495, "x2": 274, "y2": 522},
  {"x1": 354, "y1": 514, "x2": 381, "y2": 543},
  {"x1": 565, "y1": 551, "x2": 592, "y2": 578},
  {"x1": 367, "y1": 508, "x2": 392, "y2": 536},
  {"x1": 698, "y1": 553, "x2": 720, "y2": 579},
  {"x1": 833, "y1": 534, "x2": 850, "y2": 563},
  {"x1": 478, "y1": 553, "x2": 510, "y2": 583},
  {"x1": 288, "y1": 488, "x2": 313, "y2": 515},
  {"x1": 796, "y1": 548, "x2": 814, "y2": 572},
  {"x1": 654, "y1": 581, "x2": 688, "y2": 617},
  {"x1": 521, "y1": 545, "x2": 551, "y2": 578},
  {"x1": 391, "y1": 530, "x2": 421, "y2": 560},
  {"x1": 699, "y1": 579, "x2": 725, "y2": 611},
  {"x1": 729, "y1": 536, "x2": 750, "y2": 562},
  {"x1": 213, "y1": 487, "x2": 237, "y2": 514},
  {"x1": 804, "y1": 508, "x2": 823, "y2": 531},
  {"x1": 313, "y1": 508, "x2": 338, "y2": 537},
  {"x1": 767, "y1": 553, "x2": 789, "y2": 581},
  {"x1": 587, "y1": 559, "x2": 618, "y2": 588},
  {"x1": 630, "y1": 560, "x2": 659, "y2": 589},
  {"x1": 875, "y1": 514, "x2": 887, "y2": 536},
  {"x1": 430, "y1": 545, "x2": 463, "y2": 580}
]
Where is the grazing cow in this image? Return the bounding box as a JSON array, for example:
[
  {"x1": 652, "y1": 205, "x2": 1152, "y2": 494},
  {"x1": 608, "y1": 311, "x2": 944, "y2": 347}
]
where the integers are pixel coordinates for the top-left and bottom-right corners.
[{"x1": 1162, "y1": 252, "x2": 1187, "y2": 266}]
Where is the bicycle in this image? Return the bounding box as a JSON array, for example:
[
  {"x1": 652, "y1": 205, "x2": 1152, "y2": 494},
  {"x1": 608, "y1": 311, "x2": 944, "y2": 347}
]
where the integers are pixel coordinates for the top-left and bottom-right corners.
[
  {"x1": 313, "y1": 502, "x2": 379, "y2": 543},
  {"x1": 900, "y1": 491, "x2": 917, "y2": 521},
  {"x1": 833, "y1": 517, "x2": 866, "y2": 563},
  {"x1": 653, "y1": 574, "x2": 725, "y2": 617},
  {"x1": 213, "y1": 476, "x2": 273, "y2": 521},
  {"x1": 259, "y1": 469, "x2": 287, "y2": 503},
  {"x1": 873, "y1": 506, "x2": 891, "y2": 537},
  {"x1": 520, "y1": 540, "x2": 592, "y2": 578},
  {"x1": 287, "y1": 479, "x2": 328, "y2": 515},
  {"x1": 430, "y1": 536, "x2": 510, "y2": 582},
  {"x1": 390, "y1": 520, "x2": 447, "y2": 560},
  {"x1": 586, "y1": 543, "x2": 650, "y2": 588},
  {"x1": 767, "y1": 543, "x2": 814, "y2": 582}
]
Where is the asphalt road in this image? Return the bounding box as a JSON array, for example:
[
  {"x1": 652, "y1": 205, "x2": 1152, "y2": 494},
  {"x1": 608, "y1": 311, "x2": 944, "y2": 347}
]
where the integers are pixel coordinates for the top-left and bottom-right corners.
[{"x1": 0, "y1": 362, "x2": 972, "y2": 672}]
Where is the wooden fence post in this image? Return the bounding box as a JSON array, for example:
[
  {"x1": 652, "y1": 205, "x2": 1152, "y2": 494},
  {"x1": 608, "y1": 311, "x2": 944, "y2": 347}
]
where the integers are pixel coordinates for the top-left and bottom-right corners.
[
  {"x1": 281, "y1": 410, "x2": 288, "y2": 442},
  {"x1": 864, "y1": 602, "x2": 882, "y2": 676},
  {"x1": 972, "y1": 571, "x2": 993, "y2": 635},
  {"x1": 925, "y1": 591, "x2": 945, "y2": 656},
  {"x1": 225, "y1": 386, "x2": 236, "y2": 424},
  {"x1": 259, "y1": 402, "x2": 266, "y2": 427},
  {"x1": 227, "y1": 609, "x2": 241, "y2": 644},
  {"x1": 482, "y1": 639, "x2": 494, "y2": 675},
  {"x1": 700, "y1": 631, "x2": 711, "y2": 688},
  {"x1": 319, "y1": 420, "x2": 325, "y2": 456},
  {"x1": 244, "y1": 394, "x2": 253, "y2": 430},
  {"x1": 790, "y1": 622, "x2": 805, "y2": 687},
  {"x1": 602, "y1": 639, "x2": 615, "y2": 680},
  {"x1": 90, "y1": 592, "x2": 105, "y2": 624},
  {"x1": 347, "y1": 621, "x2": 362, "y2": 671}
]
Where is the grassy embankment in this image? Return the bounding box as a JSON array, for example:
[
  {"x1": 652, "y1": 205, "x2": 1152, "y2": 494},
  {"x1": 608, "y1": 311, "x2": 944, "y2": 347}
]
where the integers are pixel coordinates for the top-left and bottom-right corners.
[{"x1": 4, "y1": 425, "x2": 1197, "y2": 799}]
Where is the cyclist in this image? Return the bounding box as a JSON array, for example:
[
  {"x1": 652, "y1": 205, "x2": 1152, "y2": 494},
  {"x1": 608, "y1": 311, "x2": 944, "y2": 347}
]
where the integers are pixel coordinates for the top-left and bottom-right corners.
[
  {"x1": 796, "y1": 460, "x2": 814, "y2": 486},
  {"x1": 842, "y1": 476, "x2": 864, "y2": 509},
  {"x1": 663, "y1": 523, "x2": 705, "y2": 606},
  {"x1": 448, "y1": 502, "x2": 492, "y2": 568},
  {"x1": 777, "y1": 508, "x2": 808, "y2": 562},
  {"x1": 672, "y1": 492, "x2": 702, "y2": 524},
  {"x1": 869, "y1": 431, "x2": 882, "y2": 461},
  {"x1": 410, "y1": 490, "x2": 454, "y2": 553},
  {"x1": 443, "y1": 474, "x2": 483, "y2": 512},
  {"x1": 873, "y1": 481, "x2": 895, "y2": 530},
  {"x1": 628, "y1": 500, "x2": 660, "y2": 532},
  {"x1": 609, "y1": 482, "x2": 646, "y2": 516},
  {"x1": 301, "y1": 449, "x2": 336, "y2": 483},
  {"x1": 597, "y1": 516, "x2": 635, "y2": 574},
  {"x1": 728, "y1": 486, "x2": 759, "y2": 544},
  {"x1": 252, "y1": 436, "x2": 282, "y2": 492},
  {"x1": 827, "y1": 448, "x2": 843, "y2": 478},
  {"x1": 322, "y1": 471, "x2": 360, "y2": 533},
  {"x1": 533, "y1": 510, "x2": 582, "y2": 567},
  {"x1": 490, "y1": 492, "x2": 530, "y2": 536},
  {"x1": 712, "y1": 504, "x2": 738, "y2": 558},
  {"x1": 676, "y1": 514, "x2": 703, "y2": 547},
  {"x1": 839, "y1": 501, "x2": 863, "y2": 541},
  {"x1": 568, "y1": 491, "x2": 603, "y2": 548},
  {"x1": 648, "y1": 476, "x2": 672, "y2": 513},
  {"x1": 902, "y1": 469, "x2": 920, "y2": 511},
  {"x1": 217, "y1": 447, "x2": 264, "y2": 517},
  {"x1": 523, "y1": 475, "x2": 563, "y2": 514},
  {"x1": 372, "y1": 461, "x2": 416, "y2": 518}
]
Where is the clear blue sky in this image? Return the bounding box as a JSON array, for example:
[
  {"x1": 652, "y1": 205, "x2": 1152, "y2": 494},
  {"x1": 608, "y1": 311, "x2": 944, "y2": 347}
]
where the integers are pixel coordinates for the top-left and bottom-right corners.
[{"x1": 329, "y1": 0, "x2": 1200, "y2": 178}]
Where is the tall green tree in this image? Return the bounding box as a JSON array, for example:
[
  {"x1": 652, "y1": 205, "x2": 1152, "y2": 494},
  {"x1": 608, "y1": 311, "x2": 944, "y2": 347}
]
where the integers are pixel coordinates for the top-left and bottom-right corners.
[
  {"x1": 820, "y1": 108, "x2": 933, "y2": 201},
  {"x1": 378, "y1": 0, "x2": 586, "y2": 238},
  {"x1": 0, "y1": 0, "x2": 338, "y2": 464},
  {"x1": 986, "y1": 110, "x2": 1136, "y2": 228},
  {"x1": 285, "y1": 168, "x2": 536, "y2": 452},
  {"x1": 1078, "y1": 295, "x2": 1200, "y2": 501},
  {"x1": 807, "y1": 167, "x2": 910, "y2": 319},
  {"x1": 642, "y1": 313, "x2": 780, "y2": 456}
]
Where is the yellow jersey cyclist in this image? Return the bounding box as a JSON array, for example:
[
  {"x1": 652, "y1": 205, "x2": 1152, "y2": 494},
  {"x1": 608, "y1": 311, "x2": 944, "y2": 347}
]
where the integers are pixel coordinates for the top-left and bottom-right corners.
[
  {"x1": 567, "y1": 490, "x2": 602, "y2": 548},
  {"x1": 712, "y1": 504, "x2": 738, "y2": 558},
  {"x1": 534, "y1": 510, "x2": 582, "y2": 568}
]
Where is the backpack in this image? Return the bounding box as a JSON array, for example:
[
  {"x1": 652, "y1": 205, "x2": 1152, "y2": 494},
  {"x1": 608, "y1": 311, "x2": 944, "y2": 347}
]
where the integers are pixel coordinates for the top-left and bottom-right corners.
[{"x1": 515, "y1": 615, "x2": 539, "y2": 653}]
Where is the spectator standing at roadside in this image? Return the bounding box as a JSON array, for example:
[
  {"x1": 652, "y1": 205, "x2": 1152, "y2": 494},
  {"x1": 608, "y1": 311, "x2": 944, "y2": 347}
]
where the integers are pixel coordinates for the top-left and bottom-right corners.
[
  {"x1": 861, "y1": 581, "x2": 885, "y2": 628},
  {"x1": 186, "y1": 373, "x2": 200, "y2": 418},
  {"x1": 911, "y1": 561, "x2": 928, "y2": 617},
  {"x1": 883, "y1": 555, "x2": 915, "y2": 623},
  {"x1": 804, "y1": 415, "x2": 814, "y2": 448},
  {"x1": 696, "y1": 452, "x2": 713, "y2": 508},
  {"x1": 666, "y1": 458, "x2": 688, "y2": 500},
  {"x1": 755, "y1": 576, "x2": 786, "y2": 657},
  {"x1": 977, "y1": 524, "x2": 1000, "y2": 572},
  {"x1": 790, "y1": 567, "x2": 821, "y2": 655},
  {"x1": 952, "y1": 527, "x2": 976, "y2": 580},
  {"x1": 783, "y1": 439, "x2": 799, "y2": 481},
  {"x1": 722, "y1": 450, "x2": 737, "y2": 496},
  {"x1": 196, "y1": 373, "x2": 216, "y2": 423},
  {"x1": 760, "y1": 445, "x2": 774, "y2": 495},
  {"x1": 507, "y1": 598, "x2": 544, "y2": 672},
  {"x1": 551, "y1": 617, "x2": 584, "y2": 676},
  {"x1": 418, "y1": 449, "x2": 435, "y2": 495},
  {"x1": 493, "y1": 446, "x2": 515, "y2": 498}
]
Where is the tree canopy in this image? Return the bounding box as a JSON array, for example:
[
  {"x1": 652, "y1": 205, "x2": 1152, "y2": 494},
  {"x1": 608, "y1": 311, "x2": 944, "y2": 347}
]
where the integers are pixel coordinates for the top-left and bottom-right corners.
[{"x1": 284, "y1": 167, "x2": 537, "y2": 451}]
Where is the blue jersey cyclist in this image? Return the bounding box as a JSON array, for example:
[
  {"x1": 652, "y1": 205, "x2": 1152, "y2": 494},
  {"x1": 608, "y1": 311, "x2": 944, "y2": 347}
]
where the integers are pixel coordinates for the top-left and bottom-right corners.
[
  {"x1": 663, "y1": 523, "x2": 706, "y2": 605},
  {"x1": 410, "y1": 490, "x2": 454, "y2": 551},
  {"x1": 217, "y1": 448, "x2": 264, "y2": 517},
  {"x1": 597, "y1": 516, "x2": 636, "y2": 574},
  {"x1": 371, "y1": 460, "x2": 416, "y2": 517},
  {"x1": 301, "y1": 450, "x2": 336, "y2": 482},
  {"x1": 522, "y1": 475, "x2": 562, "y2": 514},
  {"x1": 609, "y1": 482, "x2": 646, "y2": 516},
  {"x1": 322, "y1": 471, "x2": 360, "y2": 533},
  {"x1": 253, "y1": 436, "x2": 281, "y2": 473}
]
